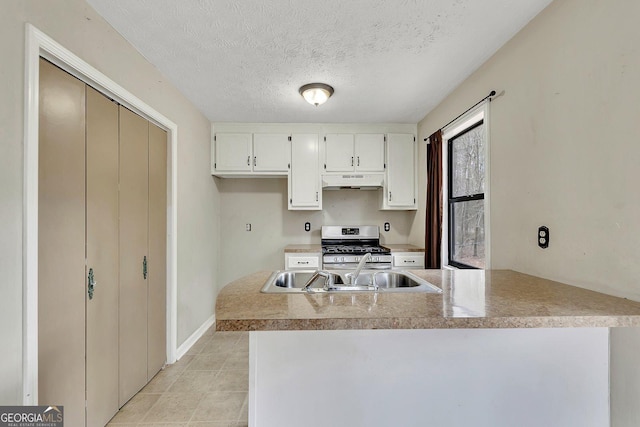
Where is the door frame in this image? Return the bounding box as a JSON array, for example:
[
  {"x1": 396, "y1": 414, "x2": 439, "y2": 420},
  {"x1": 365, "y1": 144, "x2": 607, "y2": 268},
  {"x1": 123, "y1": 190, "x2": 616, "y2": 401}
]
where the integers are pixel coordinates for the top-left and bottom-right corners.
[{"x1": 23, "y1": 24, "x2": 178, "y2": 405}]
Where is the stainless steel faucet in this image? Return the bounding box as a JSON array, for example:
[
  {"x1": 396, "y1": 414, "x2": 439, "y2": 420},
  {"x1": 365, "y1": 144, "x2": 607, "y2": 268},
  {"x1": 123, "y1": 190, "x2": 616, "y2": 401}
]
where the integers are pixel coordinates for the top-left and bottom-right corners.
[
  {"x1": 350, "y1": 253, "x2": 372, "y2": 284},
  {"x1": 301, "y1": 270, "x2": 331, "y2": 292}
]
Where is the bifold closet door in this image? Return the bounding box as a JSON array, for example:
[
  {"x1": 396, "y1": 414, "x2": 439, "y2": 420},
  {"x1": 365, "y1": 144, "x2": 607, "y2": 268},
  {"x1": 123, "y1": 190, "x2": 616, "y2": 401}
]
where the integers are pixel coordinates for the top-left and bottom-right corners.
[
  {"x1": 119, "y1": 107, "x2": 150, "y2": 406},
  {"x1": 86, "y1": 87, "x2": 119, "y2": 427},
  {"x1": 147, "y1": 123, "x2": 168, "y2": 380},
  {"x1": 38, "y1": 58, "x2": 86, "y2": 427}
]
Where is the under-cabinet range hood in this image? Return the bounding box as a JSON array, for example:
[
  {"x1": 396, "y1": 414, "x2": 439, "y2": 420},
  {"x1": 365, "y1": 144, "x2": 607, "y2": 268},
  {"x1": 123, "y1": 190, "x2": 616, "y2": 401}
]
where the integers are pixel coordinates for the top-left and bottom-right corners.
[{"x1": 322, "y1": 173, "x2": 384, "y2": 190}]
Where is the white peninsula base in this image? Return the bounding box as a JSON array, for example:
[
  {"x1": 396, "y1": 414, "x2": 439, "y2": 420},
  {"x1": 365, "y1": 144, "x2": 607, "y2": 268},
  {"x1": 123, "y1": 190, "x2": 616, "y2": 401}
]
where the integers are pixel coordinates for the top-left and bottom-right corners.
[{"x1": 249, "y1": 328, "x2": 608, "y2": 427}]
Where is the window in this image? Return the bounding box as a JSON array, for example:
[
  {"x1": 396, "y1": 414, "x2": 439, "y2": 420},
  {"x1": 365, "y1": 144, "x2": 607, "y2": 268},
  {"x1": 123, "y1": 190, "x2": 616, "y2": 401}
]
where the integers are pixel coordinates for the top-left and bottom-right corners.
[{"x1": 447, "y1": 120, "x2": 486, "y2": 269}]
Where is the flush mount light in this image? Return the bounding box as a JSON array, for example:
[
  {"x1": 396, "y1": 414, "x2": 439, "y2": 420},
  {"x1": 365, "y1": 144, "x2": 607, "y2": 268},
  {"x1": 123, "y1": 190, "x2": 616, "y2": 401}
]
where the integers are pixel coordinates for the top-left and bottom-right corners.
[{"x1": 299, "y1": 83, "x2": 334, "y2": 107}]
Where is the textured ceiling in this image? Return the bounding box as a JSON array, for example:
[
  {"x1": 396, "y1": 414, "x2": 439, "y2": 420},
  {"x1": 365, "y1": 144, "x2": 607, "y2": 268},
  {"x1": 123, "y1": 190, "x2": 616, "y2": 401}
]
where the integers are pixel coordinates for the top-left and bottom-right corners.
[{"x1": 86, "y1": 0, "x2": 552, "y2": 123}]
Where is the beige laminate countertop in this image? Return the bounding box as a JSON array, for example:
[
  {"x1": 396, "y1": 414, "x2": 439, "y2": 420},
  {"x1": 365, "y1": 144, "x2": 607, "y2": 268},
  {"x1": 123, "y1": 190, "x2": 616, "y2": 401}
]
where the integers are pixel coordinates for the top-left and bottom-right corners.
[
  {"x1": 215, "y1": 269, "x2": 640, "y2": 331},
  {"x1": 284, "y1": 244, "x2": 321, "y2": 253}
]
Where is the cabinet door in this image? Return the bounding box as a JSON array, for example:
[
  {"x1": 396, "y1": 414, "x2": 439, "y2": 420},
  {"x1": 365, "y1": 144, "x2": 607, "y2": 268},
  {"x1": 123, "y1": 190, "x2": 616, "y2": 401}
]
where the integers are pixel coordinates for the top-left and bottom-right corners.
[
  {"x1": 355, "y1": 134, "x2": 385, "y2": 172},
  {"x1": 214, "y1": 133, "x2": 252, "y2": 172},
  {"x1": 86, "y1": 87, "x2": 120, "y2": 427},
  {"x1": 38, "y1": 58, "x2": 87, "y2": 427},
  {"x1": 386, "y1": 134, "x2": 417, "y2": 209},
  {"x1": 147, "y1": 123, "x2": 167, "y2": 381},
  {"x1": 289, "y1": 134, "x2": 321, "y2": 209},
  {"x1": 324, "y1": 133, "x2": 354, "y2": 172},
  {"x1": 119, "y1": 106, "x2": 149, "y2": 406},
  {"x1": 253, "y1": 133, "x2": 290, "y2": 172}
]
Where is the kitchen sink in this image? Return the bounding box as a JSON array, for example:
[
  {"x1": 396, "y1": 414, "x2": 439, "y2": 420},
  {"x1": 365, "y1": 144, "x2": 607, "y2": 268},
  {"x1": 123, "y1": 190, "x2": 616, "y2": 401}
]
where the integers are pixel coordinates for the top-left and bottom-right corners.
[{"x1": 261, "y1": 270, "x2": 442, "y2": 294}]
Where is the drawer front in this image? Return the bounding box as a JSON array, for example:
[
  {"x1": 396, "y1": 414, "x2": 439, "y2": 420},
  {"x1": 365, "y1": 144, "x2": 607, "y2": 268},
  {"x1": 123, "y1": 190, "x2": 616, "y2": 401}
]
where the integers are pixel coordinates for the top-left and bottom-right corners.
[
  {"x1": 286, "y1": 256, "x2": 320, "y2": 269},
  {"x1": 392, "y1": 254, "x2": 425, "y2": 268}
]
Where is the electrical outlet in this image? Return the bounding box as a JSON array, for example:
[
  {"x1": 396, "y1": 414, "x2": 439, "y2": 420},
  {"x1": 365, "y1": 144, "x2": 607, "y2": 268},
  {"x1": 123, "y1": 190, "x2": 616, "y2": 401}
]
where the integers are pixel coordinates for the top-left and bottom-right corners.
[
  {"x1": 384, "y1": 222, "x2": 390, "y2": 232},
  {"x1": 246, "y1": 223, "x2": 251, "y2": 232},
  {"x1": 538, "y1": 226, "x2": 549, "y2": 248},
  {"x1": 304, "y1": 222, "x2": 311, "y2": 232}
]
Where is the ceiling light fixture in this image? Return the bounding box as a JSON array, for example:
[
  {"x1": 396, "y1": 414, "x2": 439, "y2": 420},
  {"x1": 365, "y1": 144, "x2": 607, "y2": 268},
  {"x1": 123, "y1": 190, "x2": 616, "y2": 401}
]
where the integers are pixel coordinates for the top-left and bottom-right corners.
[{"x1": 299, "y1": 83, "x2": 334, "y2": 107}]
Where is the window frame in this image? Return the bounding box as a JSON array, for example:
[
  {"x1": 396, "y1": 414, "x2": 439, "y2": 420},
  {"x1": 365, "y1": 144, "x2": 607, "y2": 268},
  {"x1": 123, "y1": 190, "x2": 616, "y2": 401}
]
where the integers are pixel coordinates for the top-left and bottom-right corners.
[
  {"x1": 441, "y1": 103, "x2": 491, "y2": 270},
  {"x1": 447, "y1": 120, "x2": 485, "y2": 269}
]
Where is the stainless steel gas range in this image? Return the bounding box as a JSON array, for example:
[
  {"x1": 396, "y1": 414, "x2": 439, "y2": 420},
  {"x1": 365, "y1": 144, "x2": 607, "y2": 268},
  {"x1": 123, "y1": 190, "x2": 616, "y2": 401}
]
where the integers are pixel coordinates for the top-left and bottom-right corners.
[{"x1": 321, "y1": 225, "x2": 391, "y2": 270}]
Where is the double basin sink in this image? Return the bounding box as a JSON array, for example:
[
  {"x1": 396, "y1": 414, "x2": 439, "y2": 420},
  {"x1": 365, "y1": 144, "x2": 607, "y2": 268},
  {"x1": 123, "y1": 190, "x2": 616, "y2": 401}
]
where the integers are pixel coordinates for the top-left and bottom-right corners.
[{"x1": 261, "y1": 269, "x2": 442, "y2": 294}]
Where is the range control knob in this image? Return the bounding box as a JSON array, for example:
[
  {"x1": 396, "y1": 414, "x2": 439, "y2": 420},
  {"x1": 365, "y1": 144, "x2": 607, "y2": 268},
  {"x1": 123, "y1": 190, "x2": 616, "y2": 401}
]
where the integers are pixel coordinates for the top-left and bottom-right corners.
[
  {"x1": 373, "y1": 256, "x2": 379, "y2": 262},
  {"x1": 355, "y1": 256, "x2": 360, "y2": 262}
]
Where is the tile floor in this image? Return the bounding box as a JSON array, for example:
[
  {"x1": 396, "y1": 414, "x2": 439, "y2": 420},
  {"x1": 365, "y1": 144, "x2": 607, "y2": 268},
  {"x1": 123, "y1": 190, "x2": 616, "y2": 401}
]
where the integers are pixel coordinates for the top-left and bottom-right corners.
[{"x1": 107, "y1": 327, "x2": 249, "y2": 427}]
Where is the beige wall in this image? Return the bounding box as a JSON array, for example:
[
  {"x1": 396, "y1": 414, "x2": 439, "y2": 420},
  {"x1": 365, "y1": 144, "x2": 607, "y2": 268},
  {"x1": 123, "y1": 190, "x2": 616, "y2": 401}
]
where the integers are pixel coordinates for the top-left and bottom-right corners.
[
  {"x1": 414, "y1": 2, "x2": 640, "y2": 423},
  {"x1": 0, "y1": 0, "x2": 218, "y2": 403},
  {"x1": 415, "y1": 0, "x2": 640, "y2": 301},
  {"x1": 217, "y1": 178, "x2": 416, "y2": 287}
]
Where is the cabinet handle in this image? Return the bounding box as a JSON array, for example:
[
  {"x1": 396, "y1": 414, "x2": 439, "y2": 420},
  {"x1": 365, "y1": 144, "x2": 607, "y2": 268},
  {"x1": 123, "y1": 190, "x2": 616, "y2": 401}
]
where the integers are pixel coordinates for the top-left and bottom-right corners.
[
  {"x1": 357, "y1": 156, "x2": 360, "y2": 166},
  {"x1": 389, "y1": 191, "x2": 392, "y2": 201},
  {"x1": 247, "y1": 156, "x2": 250, "y2": 166},
  {"x1": 299, "y1": 261, "x2": 309, "y2": 264},
  {"x1": 315, "y1": 192, "x2": 319, "y2": 202},
  {"x1": 404, "y1": 260, "x2": 415, "y2": 263},
  {"x1": 351, "y1": 156, "x2": 354, "y2": 167},
  {"x1": 87, "y1": 268, "x2": 96, "y2": 300},
  {"x1": 143, "y1": 256, "x2": 148, "y2": 280},
  {"x1": 254, "y1": 156, "x2": 257, "y2": 166}
]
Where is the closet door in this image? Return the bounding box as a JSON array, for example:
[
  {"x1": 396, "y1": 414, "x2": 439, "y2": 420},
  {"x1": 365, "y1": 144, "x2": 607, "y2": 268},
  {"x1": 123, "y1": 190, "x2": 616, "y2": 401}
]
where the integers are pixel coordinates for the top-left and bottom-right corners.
[
  {"x1": 86, "y1": 87, "x2": 119, "y2": 427},
  {"x1": 147, "y1": 123, "x2": 167, "y2": 380},
  {"x1": 119, "y1": 107, "x2": 150, "y2": 406},
  {"x1": 38, "y1": 58, "x2": 87, "y2": 427}
]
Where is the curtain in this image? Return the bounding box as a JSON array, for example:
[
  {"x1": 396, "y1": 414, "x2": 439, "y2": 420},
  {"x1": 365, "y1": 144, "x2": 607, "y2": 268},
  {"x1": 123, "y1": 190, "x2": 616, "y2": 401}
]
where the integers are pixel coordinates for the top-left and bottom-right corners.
[{"x1": 425, "y1": 130, "x2": 443, "y2": 268}]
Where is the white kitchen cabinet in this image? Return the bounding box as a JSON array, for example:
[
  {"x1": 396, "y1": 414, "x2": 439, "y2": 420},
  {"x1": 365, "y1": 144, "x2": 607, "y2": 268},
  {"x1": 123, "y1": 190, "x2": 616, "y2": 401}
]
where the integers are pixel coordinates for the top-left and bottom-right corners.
[
  {"x1": 382, "y1": 133, "x2": 417, "y2": 210},
  {"x1": 213, "y1": 133, "x2": 252, "y2": 172},
  {"x1": 285, "y1": 253, "x2": 322, "y2": 270},
  {"x1": 213, "y1": 133, "x2": 290, "y2": 175},
  {"x1": 252, "y1": 133, "x2": 291, "y2": 172},
  {"x1": 289, "y1": 133, "x2": 321, "y2": 210},
  {"x1": 392, "y1": 252, "x2": 425, "y2": 269},
  {"x1": 324, "y1": 133, "x2": 385, "y2": 172}
]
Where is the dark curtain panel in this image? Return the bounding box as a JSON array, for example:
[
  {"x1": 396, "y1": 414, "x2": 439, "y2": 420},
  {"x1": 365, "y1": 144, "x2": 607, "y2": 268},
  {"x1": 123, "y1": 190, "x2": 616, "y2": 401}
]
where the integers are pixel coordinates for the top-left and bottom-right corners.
[{"x1": 425, "y1": 130, "x2": 443, "y2": 268}]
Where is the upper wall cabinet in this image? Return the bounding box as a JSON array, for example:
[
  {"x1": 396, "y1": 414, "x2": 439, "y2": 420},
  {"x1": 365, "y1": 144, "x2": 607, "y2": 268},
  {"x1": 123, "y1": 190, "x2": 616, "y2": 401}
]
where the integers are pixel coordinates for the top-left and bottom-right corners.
[
  {"x1": 289, "y1": 134, "x2": 321, "y2": 210},
  {"x1": 324, "y1": 133, "x2": 385, "y2": 173},
  {"x1": 381, "y1": 133, "x2": 417, "y2": 210},
  {"x1": 213, "y1": 133, "x2": 290, "y2": 176}
]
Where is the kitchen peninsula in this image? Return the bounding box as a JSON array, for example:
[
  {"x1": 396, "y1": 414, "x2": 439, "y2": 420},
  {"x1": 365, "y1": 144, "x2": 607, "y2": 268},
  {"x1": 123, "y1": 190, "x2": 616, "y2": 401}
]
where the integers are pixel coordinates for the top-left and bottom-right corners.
[{"x1": 216, "y1": 270, "x2": 640, "y2": 427}]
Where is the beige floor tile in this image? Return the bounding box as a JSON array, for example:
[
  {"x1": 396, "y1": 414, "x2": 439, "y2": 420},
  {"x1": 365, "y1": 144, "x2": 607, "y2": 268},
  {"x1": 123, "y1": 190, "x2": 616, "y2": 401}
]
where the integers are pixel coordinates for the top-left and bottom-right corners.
[
  {"x1": 169, "y1": 370, "x2": 219, "y2": 393},
  {"x1": 191, "y1": 392, "x2": 247, "y2": 423},
  {"x1": 238, "y1": 395, "x2": 248, "y2": 424},
  {"x1": 209, "y1": 334, "x2": 241, "y2": 347},
  {"x1": 221, "y1": 353, "x2": 248, "y2": 370},
  {"x1": 232, "y1": 338, "x2": 249, "y2": 352},
  {"x1": 200, "y1": 340, "x2": 238, "y2": 355},
  {"x1": 142, "y1": 393, "x2": 202, "y2": 423},
  {"x1": 138, "y1": 423, "x2": 189, "y2": 427},
  {"x1": 106, "y1": 423, "x2": 138, "y2": 427},
  {"x1": 209, "y1": 370, "x2": 248, "y2": 392},
  {"x1": 187, "y1": 353, "x2": 228, "y2": 371},
  {"x1": 141, "y1": 369, "x2": 182, "y2": 393},
  {"x1": 109, "y1": 393, "x2": 162, "y2": 424},
  {"x1": 188, "y1": 422, "x2": 238, "y2": 427},
  {"x1": 163, "y1": 354, "x2": 196, "y2": 375}
]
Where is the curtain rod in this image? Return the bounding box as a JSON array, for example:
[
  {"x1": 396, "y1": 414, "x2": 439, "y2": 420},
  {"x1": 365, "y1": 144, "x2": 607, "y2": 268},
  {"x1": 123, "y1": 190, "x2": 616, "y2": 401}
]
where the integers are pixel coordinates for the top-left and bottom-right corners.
[{"x1": 423, "y1": 90, "x2": 496, "y2": 141}]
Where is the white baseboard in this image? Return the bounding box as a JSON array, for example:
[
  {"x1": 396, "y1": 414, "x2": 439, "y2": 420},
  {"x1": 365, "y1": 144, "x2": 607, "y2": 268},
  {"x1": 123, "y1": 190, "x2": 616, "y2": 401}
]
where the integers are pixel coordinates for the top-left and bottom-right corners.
[{"x1": 175, "y1": 314, "x2": 216, "y2": 361}]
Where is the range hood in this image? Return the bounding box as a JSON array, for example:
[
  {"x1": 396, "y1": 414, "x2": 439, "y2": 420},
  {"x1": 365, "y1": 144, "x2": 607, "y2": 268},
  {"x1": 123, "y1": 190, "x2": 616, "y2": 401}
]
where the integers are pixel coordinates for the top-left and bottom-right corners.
[{"x1": 322, "y1": 173, "x2": 384, "y2": 190}]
